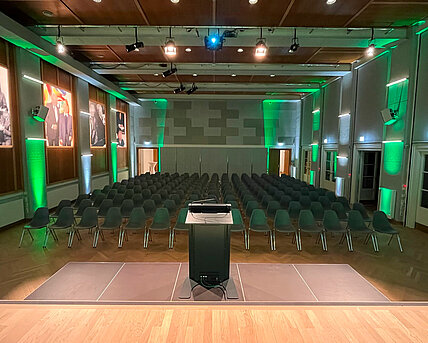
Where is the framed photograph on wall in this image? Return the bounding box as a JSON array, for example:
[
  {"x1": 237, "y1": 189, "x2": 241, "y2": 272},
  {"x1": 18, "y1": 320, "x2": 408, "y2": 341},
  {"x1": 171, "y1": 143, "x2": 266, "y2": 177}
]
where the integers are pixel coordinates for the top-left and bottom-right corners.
[
  {"x1": 0, "y1": 66, "x2": 11, "y2": 146},
  {"x1": 43, "y1": 84, "x2": 73, "y2": 147},
  {"x1": 116, "y1": 111, "x2": 126, "y2": 147},
  {"x1": 89, "y1": 100, "x2": 106, "y2": 147}
]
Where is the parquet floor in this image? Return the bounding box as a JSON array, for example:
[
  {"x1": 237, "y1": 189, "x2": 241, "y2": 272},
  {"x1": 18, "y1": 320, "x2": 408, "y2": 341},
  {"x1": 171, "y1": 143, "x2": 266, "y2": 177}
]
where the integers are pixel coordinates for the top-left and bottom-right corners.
[
  {"x1": 0, "y1": 304, "x2": 427, "y2": 342},
  {"x1": 0, "y1": 219, "x2": 428, "y2": 301}
]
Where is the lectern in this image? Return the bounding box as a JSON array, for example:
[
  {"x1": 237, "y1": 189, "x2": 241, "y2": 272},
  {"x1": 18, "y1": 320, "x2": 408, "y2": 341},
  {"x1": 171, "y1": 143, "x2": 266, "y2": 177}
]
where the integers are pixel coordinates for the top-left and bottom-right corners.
[{"x1": 178, "y1": 204, "x2": 239, "y2": 299}]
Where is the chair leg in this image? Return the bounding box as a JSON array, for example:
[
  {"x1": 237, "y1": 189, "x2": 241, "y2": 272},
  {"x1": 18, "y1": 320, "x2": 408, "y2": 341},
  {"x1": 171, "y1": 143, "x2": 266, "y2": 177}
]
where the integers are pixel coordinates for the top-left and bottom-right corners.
[
  {"x1": 143, "y1": 229, "x2": 149, "y2": 248},
  {"x1": 68, "y1": 230, "x2": 74, "y2": 248},
  {"x1": 19, "y1": 229, "x2": 26, "y2": 248},
  {"x1": 397, "y1": 234, "x2": 403, "y2": 253},
  {"x1": 370, "y1": 233, "x2": 378, "y2": 252},
  {"x1": 297, "y1": 230, "x2": 302, "y2": 251},
  {"x1": 246, "y1": 230, "x2": 250, "y2": 250},
  {"x1": 339, "y1": 233, "x2": 345, "y2": 245},
  {"x1": 322, "y1": 232, "x2": 328, "y2": 251},
  {"x1": 347, "y1": 232, "x2": 354, "y2": 252},
  {"x1": 28, "y1": 230, "x2": 34, "y2": 241},
  {"x1": 169, "y1": 228, "x2": 174, "y2": 249},
  {"x1": 51, "y1": 229, "x2": 58, "y2": 242},
  {"x1": 92, "y1": 229, "x2": 99, "y2": 248},
  {"x1": 243, "y1": 230, "x2": 248, "y2": 249},
  {"x1": 118, "y1": 229, "x2": 123, "y2": 248},
  {"x1": 43, "y1": 228, "x2": 50, "y2": 248},
  {"x1": 388, "y1": 235, "x2": 394, "y2": 246},
  {"x1": 294, "y1": 232, "x2": 299, "y2": 250}
]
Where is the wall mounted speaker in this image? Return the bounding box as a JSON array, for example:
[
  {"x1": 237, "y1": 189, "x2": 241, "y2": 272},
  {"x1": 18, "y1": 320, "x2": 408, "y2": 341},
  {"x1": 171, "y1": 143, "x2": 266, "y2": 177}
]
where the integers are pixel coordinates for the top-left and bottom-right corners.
[{"x1": 31, "y1": 105, "x2": 49, "y2": 122}]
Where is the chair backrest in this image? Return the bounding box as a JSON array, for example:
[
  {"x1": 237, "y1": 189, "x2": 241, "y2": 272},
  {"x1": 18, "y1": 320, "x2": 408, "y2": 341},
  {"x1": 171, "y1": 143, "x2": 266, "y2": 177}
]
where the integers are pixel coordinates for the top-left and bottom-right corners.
[
  {"x1": 319, "y1": 196, "x2": 331, "y2": 210},
  {"x1": 117, "y1": 185, "x2": 127, "y2": 194},
  {"x1": 323, "y1": 210, "x2": 341, "y2": 231},
  {"x1": 299, "y1": 195, "x2": 311, "y2": 209},
  {"x1": 266, "y1": 201, "x2": 281, "y2": 217},
  {"x1": 54, "y1": 207, "x2": 74, "y2": 227},
  {"x1": 98, "y1": 199, "x2": 113, "y2": 216},
  {"x1": 103, "y1": 207, "x2": 123, "y2": 228},
  {"x1": 331, "y1": 202, "x2": 347, "y2": 220},
  {"x1": 159, "y1": 189, "x2": 169, "y2": 200},
  {"x1": 225, "y1": 194, "x2": 235, "y2": 202},
  {"x1": 310, "y1": 202, "x2": 324, "y2": 221},
  {"x1": 309, "y1": 191, "x2": 319, "y2": 202},
  {"x1": 170, "y1": 193, "x2": 181, "y2": 205},
  {"x1": 249, "y1": 209, "x2": 267, "y2": 227},
  {"x1": 274, "y1": 209, "x2": 292, "y2": 229},
  {"x1": 353, "y1": 202, "x2": 370, "y2": 220},
  {"x1": 54, "y1": 199, "x2": 72, "y2": 215},
  {"x1": 29, "y1": 207, "x2": 50, "y2": 227},
  {"x1": 76, "y1": 199, "x2": 93, "y2": 216},
  {"x1": 101, "y1": 185, "x2": 111, "y2": 194},
  {"x1": 372, "y1": 211, "x2": 392, "y2": 231},
  {"x1": 75, "y1": 194, "x2": 90, "y2": 207},
  {"x1": 245, "y1": 200, "x2": 259, "y2": 217},
  {"x1": 113, "y1": 194, "x2": 125, "y2": 207},
  {"x1": 288, "y1": 201, "x2": 301, "y2": 219},
  {"x1": 133, "y1": 194, "x2": 144, "y2": 207},
  {"x1": 164, "y1": 199, "x2": 177, "y2": 215},
  {"x1": 298, "y1": 210, "x2": 316, "y2": 229},
  {"x1": 124, "y1": 189, "x2": 134, "y2": 199},
  {"x1": 90, "y1": 190, "x2": 101, "y2": 200},
  {"x1": 175, "y1": 208, "x2": 188, "y2": 225},
  {"x1": 152, "y1": 208, "x2": 170, "y2": 226},
  {"x1": 93, "y1": 193, "x2": 106, "y2": 207},
  {"x1": 127, "y1": 207, "x2": 146, "y2": 228},
  {"x1": 279, "y1": 195, "x2": 292, "y2": 209},
  {"x1": 291, "y1": 191, "x2": 301, "y2": 201},
  {"x1": 112, "y1": 182, "x2": 120, "y2": 189},
  {"x1": 107, "y1": 189, "x2": 117, "y2": 199},
  {"x1": 143, "y1": 199, "x2": 156, "y2": 216},
  {"x1": 151, "y1": 193, "x2": 162, "y2": 205},
  {"x1": 326, "y1": 191, "x2": 337, "y2": 202},
  {"x1": 347, "y1": 210, "x2": 368, "y2": 231},
  {"x1": 134, "y1": 186, "x2": 142, "y2": 194},
  {"x1": 120, "y1": 199, "x2": 134, "y2": 217},
  {"x1": 337, "y1": 196, "x2": 351, "y2": 211},
  {"x1": 142, "y1": 189, "x2": 151, "y2": 199},
  {"x1": 77, "y1": 207, "x2": 98, "y2": 228},
  {"x1": 229, "y1": 200, "x2": 239, "y2": 209}
]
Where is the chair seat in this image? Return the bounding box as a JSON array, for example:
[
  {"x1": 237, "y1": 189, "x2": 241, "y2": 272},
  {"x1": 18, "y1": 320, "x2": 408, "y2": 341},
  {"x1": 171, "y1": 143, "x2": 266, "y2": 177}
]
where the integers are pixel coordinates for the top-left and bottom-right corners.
[
  {"x1": 74, "y1": 225, "x2": 95, "y2": 230},
  {"x1": 124, "y1": 224, "x2": 145, "y2": 230},
  {"x1": 350, "y1": 226, "x2": 373, "y2": 233},
  {"x1": 150, "y1": 223, "x2": 169, "y2": 230},
  {"x1": 275, "y1": 225, "x2": 295, "y2": 233},
  {"x1": 50, "y1": 224, "x2": 72, "y2": 230},
  {"x1": 24, "y1": 225, "x2": 46, "y2": 229},
  {"x1": 230, "y1": 224, "x2": 245, "y2": 232},
  {"x1": 300, "y1": 225, "x2": 323, "y2": 233},
  {"x1": 249, "y1": 224, "x2": 270, "y2": 232},
  {"x1": 375, "y1": 226, "x2": 398, "y2": 235}
]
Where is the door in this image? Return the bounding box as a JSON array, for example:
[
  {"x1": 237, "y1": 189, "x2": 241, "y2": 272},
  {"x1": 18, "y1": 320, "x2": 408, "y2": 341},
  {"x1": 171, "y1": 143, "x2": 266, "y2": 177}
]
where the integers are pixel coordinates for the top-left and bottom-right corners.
[
  {"x1": 322, "y1": 150, "x2": 337, "y2": 192},
  {"x1": 268, "y1": 149, "x2": 280, "y2": 175},
  {"x1": 416, "y1": 154, "x2": 428, "y2": 226},
  {"x1": 279, "y1": 149, "x2": 292, "y2": 176},
  {"x1": 302, "y1": 149, "x2": 312, "y2": 183},
  {"x1": 358, "y1": 151, "x2": 381, "y2": 205},
  {"x1": 137, "y1": 148, "x2": 159, "y2": 175}
]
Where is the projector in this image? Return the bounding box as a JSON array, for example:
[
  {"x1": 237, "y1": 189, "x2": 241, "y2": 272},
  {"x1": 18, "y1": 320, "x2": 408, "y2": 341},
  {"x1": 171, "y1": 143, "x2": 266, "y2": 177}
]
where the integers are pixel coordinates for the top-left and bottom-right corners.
[{"x1": 204, "y1": 34, "x2": 224, "y2": 51}]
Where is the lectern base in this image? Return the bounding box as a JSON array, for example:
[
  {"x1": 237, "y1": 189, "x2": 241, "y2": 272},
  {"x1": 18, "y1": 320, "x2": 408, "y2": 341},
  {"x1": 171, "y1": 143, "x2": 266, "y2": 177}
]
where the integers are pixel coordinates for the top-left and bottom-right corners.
[{"x1": 178, "y1": 277, "x2": 239, "y2": 300}]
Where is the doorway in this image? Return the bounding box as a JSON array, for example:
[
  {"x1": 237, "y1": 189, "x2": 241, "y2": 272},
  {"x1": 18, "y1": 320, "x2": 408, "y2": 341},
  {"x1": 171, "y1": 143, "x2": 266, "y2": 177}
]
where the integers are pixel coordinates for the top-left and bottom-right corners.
[
  {"x1": 268, "y1": 149, "x2": 292, "y2": 176},
  {"x1": 137, "y1": 148, "x2": 159, "y2": 175},
  {"x1": 302, "y1": 149, "x2": 312, "y2": 183},
  {"x1": 416, "y1": 153, "x2": 428, "y2": 227},
  {"x1": 358, "y1": 151, "x2": 381, "y2": 210}
]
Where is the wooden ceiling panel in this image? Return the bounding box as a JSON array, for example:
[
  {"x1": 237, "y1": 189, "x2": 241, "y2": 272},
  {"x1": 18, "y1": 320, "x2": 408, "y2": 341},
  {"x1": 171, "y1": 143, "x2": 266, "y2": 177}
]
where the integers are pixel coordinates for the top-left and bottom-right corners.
[
  {"x1": 308, "y1": 48, "x2": 366, "y2": 64},
  {"x1": 215, "y1": 0, "x2": 293, "y2": 26},
  {"x1": 68, "y1": 45, "x2": 122, "y2": 63},
  {"x1": 138, "y1": 0, "x2": 212, "y2": 26},
  {"x1": 61, "y1": 0, "x2": 146, "y2": 25},
  {"x1": 282, "y1": 0, "x2": 372, "y2": 27},
  {"x1": 107, "y1": 46, "x2": 167, "y2": 63},
  {"x1": 285, "y1": 75, "x2": 329, "y2": 84},
  {"x1": 350, "y1": 3, "x2": 428, "y2": 27},
  {"x1": 0, "y1": 1, "x2": 80, "y2": 25},
  {"x1": 113, "y1": 74, "x2": 143, "y2": 82}
]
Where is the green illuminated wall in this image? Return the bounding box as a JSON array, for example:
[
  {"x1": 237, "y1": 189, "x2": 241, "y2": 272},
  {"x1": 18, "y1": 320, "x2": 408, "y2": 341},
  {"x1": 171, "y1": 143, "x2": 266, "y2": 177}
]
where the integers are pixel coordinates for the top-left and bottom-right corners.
[
  {"x1": 312, "y1": 110, "x2": 320, "y2": 132},
  {"x1": 383, "y1": 142, "x2": 404, "y2": 175},
  {"x1": 310, "y1": 171, "x2": 315, "y2": 185},
  {"x1": 379, "y1": 187, "x2": 395, "y2": 217},
  {"x1": 154, "y1": 99, "x2": 168, "y2": 172},
  {"x1": 111, "y1": 142, "x2": 118, "y2": 182},
  {"x1": 387, "y1": 80, "x2": 408, "y2": 130},
  {"x1": 26, "y1": 139, "x2": 47, "y2": 212},
  {"x1": 262, "y1": 100, "x2": 281, "y2": 148},
  {"x1": 312, "y1": 144, "x2": 319, "y2": 163}
]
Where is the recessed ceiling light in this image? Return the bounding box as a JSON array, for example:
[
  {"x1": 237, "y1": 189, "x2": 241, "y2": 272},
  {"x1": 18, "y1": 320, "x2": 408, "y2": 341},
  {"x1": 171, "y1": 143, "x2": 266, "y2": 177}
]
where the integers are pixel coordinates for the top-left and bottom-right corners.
[
  {"x1": 326, "y1": 0, "x2": 336, "y2": 4},
  {"x1": 154, "y1": 73, "x2": 159, "y2": 76},
  {"x1": 93, "y1": 0, "x2": 102, "y2": 3},
  {"x1": 97, "y1": 55, "x2": 104, "y2": 58},
  {"x1": 193, "y1": 73, "x2": 198, "y2": 77},
  {"x1": 237, "y1": 48, "x2": 244, "y2": 53},
  {"x1": 270, "y1": 74, "x2": 275, "y2": 77},
  {"x1": 42, "y1": 10, "x2": 54, "y2": 17},
  {"x1": 249, "y1": 0, "x2": 258, "y2": 4},
  {"x1": 231, "y1": 74, "x2": 237, "y2": 77},
  {"x1": 171, "y1": 0, "x2": 180, "y2": 3},
  {"x1": 185, "y1": 48, "x2": 192, "y2": 52}
]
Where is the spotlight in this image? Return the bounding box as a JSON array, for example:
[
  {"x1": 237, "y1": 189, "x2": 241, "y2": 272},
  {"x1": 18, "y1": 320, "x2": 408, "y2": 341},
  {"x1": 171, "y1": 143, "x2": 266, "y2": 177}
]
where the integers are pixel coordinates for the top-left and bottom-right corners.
[
  {"x1": 326, "y1": 0, "x2": 336, "y2": 4},
  {"x1": 193, "y1": 73, "x2": 198, "y2": 77},
  {"x1": 173, "y1": 84, "x2": 186, "y2": 94},
  {"x1": 162, "y1": 64, "x2": 177, "y2": 78},
  {"x1": 164, "y1": 27, "x2": 177, "y2": 56},
  {"x1": 171, "y1": 0, "x2": 179, "y2": 3},
  {"x1": 56, "y1": 25, "x2": 66, "y2": 54},
  {"x1": 204, "y1": 31, "x2": 224, "y2": 51},
  {"x1": 237, "y1": 48, "x2": 244, "y2": 53},
  {"x1": 366, "y1": 28, "x2": 375, "y2": 57},
  {"x1": 288, "y1": 28, "x2": 300, "y2": 53},
  {"x1": 126, "y1": 27, "x2": 144, "y2": 53},
  {"x1": 186, "y1": 83, "x2": 198, "y2": 95},
  {"x1": 185, "y1": 48, "x2": 192, "y2": 52},
  {"x1": 255, "y1": 28, "x2": 267, "y2": 57},
  {"x1": 249, "y1": 0, "x2": 258, "y2": 4}
]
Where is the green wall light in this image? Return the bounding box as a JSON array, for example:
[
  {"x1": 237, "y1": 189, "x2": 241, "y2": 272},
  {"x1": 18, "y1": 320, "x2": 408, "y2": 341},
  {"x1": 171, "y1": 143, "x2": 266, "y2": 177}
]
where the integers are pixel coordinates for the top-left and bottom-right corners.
[
  {"x1": 26, "y1": 138, "x2": 47, "y2": 213},
  {"x1": 111, "y1": 142, "x2": 118, "y2": 182},
  {"x1": 383, "y1": 141, "x2": 404, "y2": 175}
]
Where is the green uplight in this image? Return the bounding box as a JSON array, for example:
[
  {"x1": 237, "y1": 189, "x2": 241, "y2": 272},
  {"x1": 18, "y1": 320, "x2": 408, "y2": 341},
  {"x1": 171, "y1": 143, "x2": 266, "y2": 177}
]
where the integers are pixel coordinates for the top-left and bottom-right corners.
[
  {"x1": 267, "y1": 147, "x2": 270, "y2": 173},
  {"x1": 379, "y1": 187, "x2": 394, "y2": 217},
  {"x1": 153, "y1": 99, "x2": 167, "y2": 172},
  {"x1": 262, "y1": 100, "x2": 284, "y2": 148},
  {"x1": 383, "y1": 141, "x2": 404, "y2": 175},
  {"x1": 412, "y1": 20, "x2": 426, "y2": 27},
  {"x1": 312, "y1": 111, "x2": 320, "y2": 131},
  {"x1": 32, "y1": 115, "x2": 45, "y2": 122},
  {"x1": 310, "y1": 171, "x2": 315, "y2": 186},
  {"x1": 416, "y1": 26, "x2": 428, "y2": 35},
  {"x1": 312, "y1": 144, "x2": 319, "y2": 163},
  {"x1": 111, "y1": 142, "x2": 118, "y2": 182},
  {"x1": 26, "y1": 139, "x2": 47, "y2": 212}
]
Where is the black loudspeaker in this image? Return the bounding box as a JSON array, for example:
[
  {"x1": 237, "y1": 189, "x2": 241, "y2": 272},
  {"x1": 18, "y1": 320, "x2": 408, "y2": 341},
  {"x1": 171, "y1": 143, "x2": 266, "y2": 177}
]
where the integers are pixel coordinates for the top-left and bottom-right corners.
[{"x1": 31, "y1": 105, "x2": 49, "y2": 122}]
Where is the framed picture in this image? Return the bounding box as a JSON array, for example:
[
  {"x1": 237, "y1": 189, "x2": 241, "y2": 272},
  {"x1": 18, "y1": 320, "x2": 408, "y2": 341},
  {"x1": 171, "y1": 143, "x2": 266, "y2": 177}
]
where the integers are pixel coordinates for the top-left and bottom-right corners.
[
  {"x1": 89, "y1": 100, "x2": 106, "y2": 147},
  {"x1": 0, "y1": 66, "x2": 11, "y2": 146},
  {"x1": 116, "y1": 111, "x2": 126, "y2": 147},
  {"x1": 43, "y1": 84, "x2": 73, "y2": 147}
]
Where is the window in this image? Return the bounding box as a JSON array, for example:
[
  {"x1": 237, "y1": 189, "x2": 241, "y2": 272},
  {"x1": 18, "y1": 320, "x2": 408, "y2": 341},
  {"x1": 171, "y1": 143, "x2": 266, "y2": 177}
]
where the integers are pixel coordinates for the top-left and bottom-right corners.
[{"x1": 325, "y1": 151, "x2": 337, "y2": 182}]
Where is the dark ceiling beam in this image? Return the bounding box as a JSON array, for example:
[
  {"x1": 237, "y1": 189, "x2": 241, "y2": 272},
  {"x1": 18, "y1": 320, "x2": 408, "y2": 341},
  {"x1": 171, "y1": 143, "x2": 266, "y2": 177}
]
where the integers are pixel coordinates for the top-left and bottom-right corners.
[
  {"x1": 133, "y1": 0, "x2": 151, "y2": 25},
  {"x1": 343, "y1": 0, "x2": 374, "y2": 27},
  {"x1": 278, "y1": 0, "x2": 296, "y2": 27},
  {"x1": 59, "y1": 0, "x2": 85, "y2": 25}
]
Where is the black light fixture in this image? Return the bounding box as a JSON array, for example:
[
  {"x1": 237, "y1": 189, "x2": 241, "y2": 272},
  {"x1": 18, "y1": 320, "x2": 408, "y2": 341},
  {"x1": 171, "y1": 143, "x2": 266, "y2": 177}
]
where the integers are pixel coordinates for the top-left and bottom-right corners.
[
  {"x1": 126, "y1": 27, "x2": 144, "y2": 53},
  {"x1": 162, "y1": 63, "x2": 177, "y2": 78},
  {"x1": 288, "y1": 28, "x2": 300, "y2": 53},
  {"x1": 366, "y1": 28, "x2": 375, "y2": 57},
  {"x1": 56, "y1": 25, "x2": 66, "y2": 54},
  {"x1": 186, "y1": 83, "x2": 198, "y2": 95},
  {"x1": 173, "y1": 84, "x2": 186, "y2": 94}
]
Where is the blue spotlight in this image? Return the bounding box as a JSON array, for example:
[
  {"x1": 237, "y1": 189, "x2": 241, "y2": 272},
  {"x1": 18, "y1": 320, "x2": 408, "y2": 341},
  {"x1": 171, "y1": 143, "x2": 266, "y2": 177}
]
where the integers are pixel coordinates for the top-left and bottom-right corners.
[{"x1": 204, "y1": 33, "x2": 224, "y2": 51}]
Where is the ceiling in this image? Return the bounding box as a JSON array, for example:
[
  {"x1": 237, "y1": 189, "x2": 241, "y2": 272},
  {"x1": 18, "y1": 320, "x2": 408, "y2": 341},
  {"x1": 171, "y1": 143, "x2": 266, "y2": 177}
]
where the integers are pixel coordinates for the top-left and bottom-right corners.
[{"x1": 0, "y1": 0, "x2": 426, "y2": 98}]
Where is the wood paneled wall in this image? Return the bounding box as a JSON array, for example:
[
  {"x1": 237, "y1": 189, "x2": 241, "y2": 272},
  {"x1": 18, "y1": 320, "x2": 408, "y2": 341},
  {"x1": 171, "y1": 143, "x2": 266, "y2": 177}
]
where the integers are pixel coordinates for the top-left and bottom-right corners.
[
  {"x1": 116, "y1": 99, "x2": 128, "y2": 170},
  {"x1": 89, "y1": 85, "x2": 107, "y2": 174},
  {"x1": 0, "y1": 39, "x2": 22, "y2": 195},
  {"x1": 41, "y1": 61, "x2": 77, "y2": 185}
]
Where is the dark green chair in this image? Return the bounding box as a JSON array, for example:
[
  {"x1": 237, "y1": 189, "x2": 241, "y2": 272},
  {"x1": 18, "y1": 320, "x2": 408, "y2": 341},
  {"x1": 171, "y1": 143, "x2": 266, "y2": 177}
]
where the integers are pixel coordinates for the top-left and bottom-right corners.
[
  {"x1": 326, "y1": 191, "x2": 337, "y2": 202},
  {"x1": 46, "y1": 207, "x2": 74, "y2": 248},
  {"x1": 299, "y1": 195, "x2": 311, "y2": 210},
  {"x1": 331, "y1": 202, "x2": 348, "y2": 222},
  {"x1": 337, "y1": 196, "x2": 351, "y2": 212},
  {"x1": 107, "y1": 189, "x2": 117, "y2": 199},
  {"x1": 124, "y1": 189, "x2": 134, "y2": 200},
  {"x1": 118, "y1": 207, "x2": 146, "y2": 248},
  {"x1": 142, "y1": 189, "x2": 151, "y2": 200},
  {"x1": 151, "y1": 194, "x2": 162, "y2": 206},
  {"x1": 319, "y1": 196, "x2": 331, "y2": 210},
  {"x1": 298, "y1": 210, "x2": 327, "y2": 251},
  {"x1": 70, "y1": 207, "x2": 98, "y2": 247},
  {"x1": 112, "y1": 194, "x2": 125, "y2": 207},
  {"x1": 309, "y1": 191, "x2": 319, "y2": 202},
  {"x1": 120, "y1": 199, "x2": 134, "y2": 218},
  {"x1": 247, "y1": 209, "x2": 274, "y2": 250},
  {"x1": 19, "y1": 207, "x2": 49, "y2": 247},
  {"x1": 73, "y1": 194, "x2": 90, "y2": 209},
  {"x1": 372, "y1": 211, "x2": 403, "y2": 252},
  {"x1": 266, "y1": 200, "x2": 281, "y2": 219},
  {"x1": 98, "y1": 199, "x2": 113, "y2": 218},
  {"x1": 310, "y1": 202, "x2": 325, "y2": 223},
  {"x1": 347, "y1": 210, "x2": 378, "y2": 252},
  {"x1": 92, "y1": 194, "x2": 106, "y2": 209},
  {"x1": 143, "y1": 199, "x2": 156, "y2": 218},
  {"x1": 93, "y1": 207, "x2": 122, "y2": 247},
  {"x1": 273, "y1": 210, "x2": 299, "y2": 250},
  {"x1": 245, "y1": 200, "x2": 259, "y2": 219},
  {"x1": 230, "y1": 209, "x2": 247, "y2": 249},
  {"x1": 51, "y1": 199, "x2": 72, "y2": 220},
  {"x1": 280, "y1": 195, "x2": 292, "y2": 209},
  {"x1": 323, "y1": 210, "x2": 353, "y2": 252},
  {"x1": 164, "y1": 199, "x2": 177, "y2": 218},
  {"x1": 145, "y1": 208, "x2": 171, "y2": 248},
  {"x1": 288, "y1": 201, "x2": 301, "y2": 222},
  {"x1": 353, "y1": 202, "x2": 371, "y2": 223},
  {"x1": 170, "y1": 208, "x2": 190, "y2": 248},
  {"x1": 133, "y1": 194, "x2": 144, "y2": 207}
]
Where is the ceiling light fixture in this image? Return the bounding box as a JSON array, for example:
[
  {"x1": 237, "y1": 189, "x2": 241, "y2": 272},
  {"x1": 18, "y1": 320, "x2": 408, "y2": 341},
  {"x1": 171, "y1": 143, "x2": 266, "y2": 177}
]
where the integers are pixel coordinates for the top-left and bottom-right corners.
[
  {"x1": 326, "y1": 0, "x2": 336, "y2": 4},
  {"x1": 231, "y1": 74, "x2": 237, "y2": 77},
  {"x1": 56, "y1": 25, "x2": 66, "y2": 54},
  {"x1": 204, "y1": 29, "x2": 224, "y2": 51},
  {"x1": 164, "y1": 27, "x2": 177, "y2": 56},
  {"x1": 162, "y1": 63, "x2": 177, "y2": 78},
  {"x1": 193, "y1": 73, "x2": 198, "y2": 77},
  {"x1": 171, "y1": 0, "x2": 180, "y2": 3},
  {"x1": 173, "y1": 84, "x2": 186, "y2": 94},
  {"x1": 270, "y1": 74, "x2": 275, "y2": 77},
  {"x1": 288, "y1": 28, "x2": 300, "y2": 53},
  {"x1": 366, "y1": 28, "x2": 375, "y2": 57},
  {"x1": 255, "y1": 28, "x2": 267, "y2": 57},
  {"x1": 249, "y1": 0, "x2": 258, "y2": 4},
  {"x1": 126, "y1": 27, "x2": 144, "y2": 53},
  {"x1": 42, "y1": 10, "x2": 54, "y2": 17},
  {"x1": 186, "y1": 83, "x2": 198, "y2": 95},
  {"x1": 185, "y1": 48, "x2": 192, "y2": 52},
  {"x1": 237, "y1": 48, "x2": 244, "y2": 53},
  {"x1": 93, "y1": 0, "x2": 102, "y2": 3},
  {"x1": 154, "y1": 73, "x2": 159, "y2": 76}
]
